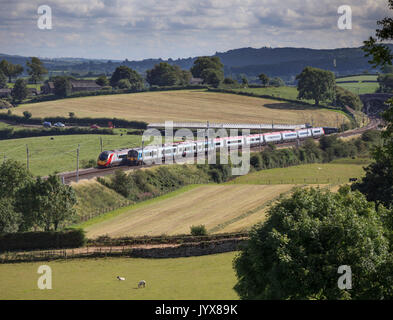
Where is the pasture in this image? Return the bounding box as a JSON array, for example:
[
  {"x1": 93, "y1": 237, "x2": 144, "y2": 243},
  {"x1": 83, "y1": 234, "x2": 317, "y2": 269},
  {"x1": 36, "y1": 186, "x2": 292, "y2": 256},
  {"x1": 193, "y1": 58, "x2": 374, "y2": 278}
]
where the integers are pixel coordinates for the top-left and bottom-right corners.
[
  {"x1": 336, "y1": 75, "x2": 379, "y2": 94},
  {"x1": 0, "y1": 134, "x2": 141, "y2": 176},
  {"x1": 0, "y1": 252, "x2": 238, "y2": 300},
  {"x1": 227, "y1": 162, "x2": 369, "y2": 185},
  {"x1": 4, "y1": 90, "x2": 349, "y2": 127},
  {"x1": 82, "y1": 184, "x2": 295, "y2": 238}
]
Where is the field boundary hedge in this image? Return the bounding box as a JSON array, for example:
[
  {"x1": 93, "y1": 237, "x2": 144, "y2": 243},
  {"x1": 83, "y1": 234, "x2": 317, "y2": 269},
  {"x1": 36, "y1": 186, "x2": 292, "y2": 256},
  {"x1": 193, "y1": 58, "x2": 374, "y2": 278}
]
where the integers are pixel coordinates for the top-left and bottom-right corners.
[
  {"x1": 0, "y1": 113, "x2": 147, "y2": 129},
  {"x1": 87, "y1": 232, "x2": 248, "y2": 246},
  {"x1": 0, "y1": 237, "x2": 247, "y2": 263},
  {"x1": 0, "y1": 126, "x2": 115, "y2": 140},
  {"x1": 207, "y1": 87, "x2": 347, "y2": 110},
  {"x1": 22, "y1": 85, "x2": 208, "y2": 104},
  {"x1": 0, "y1": 229, "x2": 86, "y2": 252}
]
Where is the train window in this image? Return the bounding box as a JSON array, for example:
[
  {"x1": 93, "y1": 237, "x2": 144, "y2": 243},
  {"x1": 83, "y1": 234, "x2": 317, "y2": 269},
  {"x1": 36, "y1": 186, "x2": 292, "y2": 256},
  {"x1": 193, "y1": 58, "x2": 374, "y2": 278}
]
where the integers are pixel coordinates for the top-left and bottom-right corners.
[{"x1": 118, "y1": 154, "x2": 127, "y2": 159}]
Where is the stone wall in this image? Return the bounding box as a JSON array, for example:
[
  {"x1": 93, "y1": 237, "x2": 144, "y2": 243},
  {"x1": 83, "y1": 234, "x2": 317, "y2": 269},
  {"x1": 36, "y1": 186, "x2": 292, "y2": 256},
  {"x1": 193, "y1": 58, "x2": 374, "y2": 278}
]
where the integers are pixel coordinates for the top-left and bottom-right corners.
[{"x1": 129, "y1": 238, "x2": 247, "y2": 258}]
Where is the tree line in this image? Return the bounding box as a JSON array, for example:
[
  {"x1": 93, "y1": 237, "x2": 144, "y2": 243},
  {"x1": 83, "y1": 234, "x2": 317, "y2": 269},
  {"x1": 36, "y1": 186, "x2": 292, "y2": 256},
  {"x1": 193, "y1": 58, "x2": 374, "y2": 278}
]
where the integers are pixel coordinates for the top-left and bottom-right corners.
[{"x1": 0, "y1": 160, "x2": 76, "y2": 233}]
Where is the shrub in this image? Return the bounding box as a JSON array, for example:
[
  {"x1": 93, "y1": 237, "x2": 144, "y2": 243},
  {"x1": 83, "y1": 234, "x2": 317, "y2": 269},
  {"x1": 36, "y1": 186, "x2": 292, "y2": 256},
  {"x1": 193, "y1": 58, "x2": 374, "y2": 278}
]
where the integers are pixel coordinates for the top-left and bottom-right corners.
[
  {"x1": 0, "y1": 229, "x2": 86, "y2": 252},
  {"x1": 190, "y1": 225, "x2": 207, "y2": 236}
]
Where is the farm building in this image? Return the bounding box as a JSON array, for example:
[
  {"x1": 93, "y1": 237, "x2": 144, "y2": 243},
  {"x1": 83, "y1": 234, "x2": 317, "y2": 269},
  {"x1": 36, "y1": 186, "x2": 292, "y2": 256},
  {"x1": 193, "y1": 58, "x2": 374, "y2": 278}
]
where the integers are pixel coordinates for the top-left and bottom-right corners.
[
  {"x1": 41, "y1": 82, "x2": 55, "y2": 94},
  {"x1": 189, "y1": 77, "x2": 203, "y2": 85},
  {"x1": 0, "y1": 88, "x2": 11, "y2": 98}
]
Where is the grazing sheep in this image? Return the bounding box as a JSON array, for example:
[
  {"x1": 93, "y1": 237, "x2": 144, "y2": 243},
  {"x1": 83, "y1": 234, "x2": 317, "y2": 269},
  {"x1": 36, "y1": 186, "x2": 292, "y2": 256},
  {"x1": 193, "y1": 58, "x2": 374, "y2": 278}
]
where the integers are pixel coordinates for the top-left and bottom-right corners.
[
  {"x1": 138, "y1": 280, "x2": 146, "y2": 288},
  {"x1": 117, "y1": 276, "x2": 126, "y2": 281}
]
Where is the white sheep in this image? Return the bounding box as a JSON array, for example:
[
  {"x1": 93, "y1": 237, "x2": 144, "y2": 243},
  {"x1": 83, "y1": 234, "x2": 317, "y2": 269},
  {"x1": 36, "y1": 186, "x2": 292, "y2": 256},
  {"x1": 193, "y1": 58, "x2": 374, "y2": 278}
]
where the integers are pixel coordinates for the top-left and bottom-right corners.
[
  {"x1": 138, "y1": 280, "x2": 146, "y2": 288},
  {"x1": 116, "y1": 276, "x2": 126, "y2": 281}
]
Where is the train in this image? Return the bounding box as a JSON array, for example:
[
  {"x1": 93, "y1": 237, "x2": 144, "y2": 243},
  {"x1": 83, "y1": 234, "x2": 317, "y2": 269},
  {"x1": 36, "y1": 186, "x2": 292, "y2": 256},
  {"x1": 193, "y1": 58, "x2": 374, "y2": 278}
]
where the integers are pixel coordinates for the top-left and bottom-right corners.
[{"x1": 97, "y1": 127, "x2": 328, "y2": 168}]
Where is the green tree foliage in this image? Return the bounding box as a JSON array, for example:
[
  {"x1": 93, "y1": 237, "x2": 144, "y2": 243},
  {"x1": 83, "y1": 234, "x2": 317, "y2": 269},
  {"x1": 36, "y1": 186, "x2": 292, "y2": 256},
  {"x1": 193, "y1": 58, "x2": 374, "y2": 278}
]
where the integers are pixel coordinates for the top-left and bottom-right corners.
[
  {"x1": 11, "y1": 79, "x2": 29, "y2": 102},
  {"x1": 191, "y1": 56, "x2": 224, "y2": 86},
  {"x1": 53, "y1": 76, "x2": 72, "y2": 97},
  {"x1": 377, "y1": 73, "x2": 393, "y2": 93},
  {"x1": 23, "y1": 111, "x2": 32, "y2": 119},
  {"x1": 0, "y1": 198, "x2": 21, "y2": 233},
  {"x1": 146, "y1": 62, "x2": 190, "y2": 87},
  {"x1": 233, "y1": 187, "x2": 393, "y2": 299},
  {"x1": 190, "y1": 224, "x2": 207, "y2": 236},
  {"x1": 16, "y1": 175, "x2": 77, "y2": 231},
  {"x1": 110, "y1": 66, "x2": 144, "y2": 90},
  {"x1": 0, "y1": 160, "x2": 33, "y2": 199},
  {"x1": 269, "y1": 77, "x2": 285, "y2": 87},
  {"x1": 353, "y1": 106, "x2": 393, "y2": 208},
  {"x1": 0, "y1": 70, "x2": 7, "y2": 89},
  {"x1": 335, "y1": 86, "x2": 363, "y2": 111},
  {"x1": 117, "y1": 78, "x2": 131, "y2": 89},
  {"x1": 95, "y1": 75, "x2": 109, "y2": 86},
  {"x1": 363, "y1": 0, "x2": 393, "y2": 68},
  {"x1": 190, "y1": 56, "x2": 224, "y2": 77},
  {"x1": 296, "y1": 67, "x2": 336, "y2": 105},
  {"x1": 200, "y1": 68, "x2": 223, "y2": 87},
  {"x1": 0, "y1": 60, "x2": 24, "y2": 82},
  {"x1": 381, "y1": 64, "x2": 393, "y2": 73},
  {"x1": 26, "y1": 57, "x2": 48, "y2": 84},
  {"x1": 258, "y1": 73, "x2": 269, "y2": 87}
]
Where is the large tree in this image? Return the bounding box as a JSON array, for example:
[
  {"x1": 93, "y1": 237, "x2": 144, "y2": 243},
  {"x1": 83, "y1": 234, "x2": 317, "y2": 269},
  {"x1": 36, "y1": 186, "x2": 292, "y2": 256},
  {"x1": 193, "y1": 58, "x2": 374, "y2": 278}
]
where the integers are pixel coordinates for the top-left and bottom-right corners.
[
  {"x1": 0, "y1": 199, "x2": 21, "y2": 233},
  {"x1": 335, "y1": 86, "x2": 363, "y2": 111},
  {"x1": 353, "y1": 0, "x2": 393, "y2": 209},
  {"x1": 146, "y1": 62, "x2": 179, "y2": 87},
  {"x1": 190, "y1": 56, "x2": 224, "y2": 86},
  {"x1": 233, "y1": 187, "x2": 393, "y2": 300},
  {"x1": 16, "y1": 175, "x2": 77, "y2": 231},
  {"x1": 26, "y1": 57, "x2": 48, "y2": 84},
  {"x1": 0, "y1": 70, "x2": 7, "y2": 89},
  {"x1": 95, "y1": 75, "x2": 109, "y2": 86},
  {"x1": 352, "y1": 106, "x2": 393, "y2": 208},
  {"x1": 0, "y1": 60, "x2": 24, "y2": 83},
  {"x1": 363, "y1": 0, "x2": 393, "y2": 68},
  {"x1": 110, "y1": 66, "x2": 144, "y2": 90},
  {"x1": 53, "y1": 76, "x2": 72, "y2": 97},
  {"x1": 11, "y1": 79, "x2": 29, "y2": 103},
  {"x1": 377, "y1": 73, "x2": 393, "y2": 93},
  {"x1": 0, "y1": 160, "x2": 33, "y2": 199},
  {"x1": 146, "y1": 63, "x2": 192, "y2": 87},
  {"x1": 296, "y1": 67, "x2": 335, "y2": 105},
  {"x1": 258, "y1": 73, "x2": 269, "y2": 87}
]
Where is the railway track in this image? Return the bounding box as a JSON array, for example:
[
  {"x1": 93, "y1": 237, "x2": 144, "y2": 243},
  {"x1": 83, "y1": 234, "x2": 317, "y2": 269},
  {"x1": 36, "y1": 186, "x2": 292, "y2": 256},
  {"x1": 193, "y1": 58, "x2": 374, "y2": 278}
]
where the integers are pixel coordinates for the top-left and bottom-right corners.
[{"x1": 60, "y1": 119, "x2": 381, "y2": 184}]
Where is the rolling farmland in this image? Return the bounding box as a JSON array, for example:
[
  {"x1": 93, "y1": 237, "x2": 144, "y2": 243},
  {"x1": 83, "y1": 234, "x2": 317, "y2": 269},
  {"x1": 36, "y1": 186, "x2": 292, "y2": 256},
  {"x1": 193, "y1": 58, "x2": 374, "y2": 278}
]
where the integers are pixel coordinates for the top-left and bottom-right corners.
[
  {"x1": 227, "y1": 162, "x2": 369, "y2": 185},
  {"x1": 336, "y1": 74, "x2": 379, "y2": 94},
  {"x1": 83, "y1": 184, "x2": 295, "y2": 238},
  {"x1": 0, "y1": 253, "x2": 238, "y2": 300},
  {"x1": 5, "y1": 90, "x2": 349, "y2": 127},
  {"x1": 0, "y1": 134, "x2": 141, "y2": 176}
]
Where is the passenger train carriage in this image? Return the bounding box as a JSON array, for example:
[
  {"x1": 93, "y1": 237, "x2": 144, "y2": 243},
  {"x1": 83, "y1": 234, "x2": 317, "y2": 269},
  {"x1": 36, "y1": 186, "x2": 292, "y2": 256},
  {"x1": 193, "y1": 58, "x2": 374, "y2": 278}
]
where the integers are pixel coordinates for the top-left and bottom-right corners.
[{"x1": 97, "y1": 127, "x2": 326, "y2": 168}]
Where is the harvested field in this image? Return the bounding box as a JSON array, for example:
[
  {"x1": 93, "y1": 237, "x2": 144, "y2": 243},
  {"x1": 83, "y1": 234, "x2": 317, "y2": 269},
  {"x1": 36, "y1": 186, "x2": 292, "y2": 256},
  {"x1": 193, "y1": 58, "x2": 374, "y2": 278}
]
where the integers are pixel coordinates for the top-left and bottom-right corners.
[
  {"x1": 84, "y1": 184, "x2": 294, "y2": 238},
  {"x1": 7, "y1": 90, "x2": 349, "y2": 127}
]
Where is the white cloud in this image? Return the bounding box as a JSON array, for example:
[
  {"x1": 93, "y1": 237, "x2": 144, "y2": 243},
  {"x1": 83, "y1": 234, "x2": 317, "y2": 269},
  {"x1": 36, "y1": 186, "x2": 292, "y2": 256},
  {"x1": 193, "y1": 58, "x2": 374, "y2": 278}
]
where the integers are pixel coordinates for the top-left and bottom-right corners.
[{"x1": 0, "y1": 0, "x2": 389, "y2": 59}]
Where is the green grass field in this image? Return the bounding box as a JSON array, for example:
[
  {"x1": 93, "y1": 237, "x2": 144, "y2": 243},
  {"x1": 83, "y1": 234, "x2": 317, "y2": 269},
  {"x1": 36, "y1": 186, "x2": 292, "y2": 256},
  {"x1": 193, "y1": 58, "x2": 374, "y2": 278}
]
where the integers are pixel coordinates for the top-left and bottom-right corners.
[
  {"x1": 0, "y1": 134, "x2": 141, "y2": 176},
  {"x1": 227, "y1": 161, "x2": 370, "y2": 185},
  {"x1": 232, "y1": 86, "x2": 308, "y2": 102},
  {"x1": 336, "y1": 75, "x2": 379, "y2": 94},
  {"x1": 0, "y1": 252, "x2": 239, "y2": 300}
]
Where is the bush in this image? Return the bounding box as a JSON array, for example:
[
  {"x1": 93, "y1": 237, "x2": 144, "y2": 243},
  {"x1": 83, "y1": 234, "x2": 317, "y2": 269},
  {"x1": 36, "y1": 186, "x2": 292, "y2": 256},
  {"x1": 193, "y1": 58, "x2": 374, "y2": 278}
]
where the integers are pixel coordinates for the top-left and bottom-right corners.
[
  {"x1": 0, "y1": 229, "x2": 86, "y2": 252},
  {"x1": 0, "y1": 112, "x2": 147, "y2": 130},
  {"x1": 190, "y1": 225, "x2": 207, "y2": 236}
]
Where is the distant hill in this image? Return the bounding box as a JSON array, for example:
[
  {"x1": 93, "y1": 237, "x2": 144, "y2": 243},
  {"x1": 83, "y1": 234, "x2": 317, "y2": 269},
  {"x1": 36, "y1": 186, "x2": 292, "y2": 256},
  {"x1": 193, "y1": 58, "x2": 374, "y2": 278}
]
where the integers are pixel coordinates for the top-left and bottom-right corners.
[{"x1": 1, "y1": 45, "x2": 390, "y2": 83}]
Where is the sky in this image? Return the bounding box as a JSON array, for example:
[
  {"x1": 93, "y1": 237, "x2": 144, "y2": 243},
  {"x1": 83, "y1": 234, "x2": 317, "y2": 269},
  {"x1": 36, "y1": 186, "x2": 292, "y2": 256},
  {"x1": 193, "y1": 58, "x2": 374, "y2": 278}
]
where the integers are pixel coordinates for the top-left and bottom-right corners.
[{"x1": 0, "y1": 0, "x2": 390, "y2": 61}]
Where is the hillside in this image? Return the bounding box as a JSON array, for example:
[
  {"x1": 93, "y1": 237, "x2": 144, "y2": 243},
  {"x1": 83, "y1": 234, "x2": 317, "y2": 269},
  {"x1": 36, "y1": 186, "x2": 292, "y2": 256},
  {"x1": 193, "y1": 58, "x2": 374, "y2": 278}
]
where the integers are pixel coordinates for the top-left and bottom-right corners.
[
  {"x1": 2, "y1": 45, "x2": 390, "y2": 82},
  {"x1": 6, "y1": 90, "x2": 349, "y2": 126}
]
